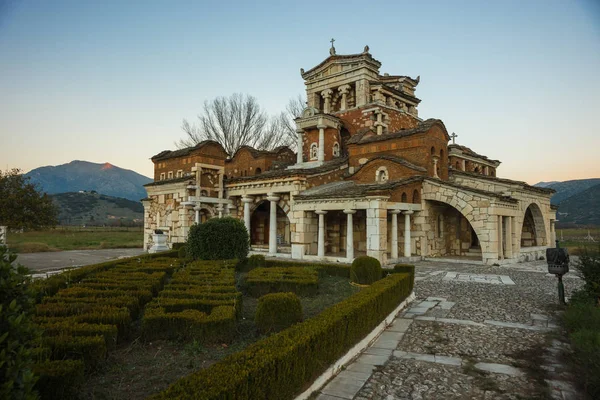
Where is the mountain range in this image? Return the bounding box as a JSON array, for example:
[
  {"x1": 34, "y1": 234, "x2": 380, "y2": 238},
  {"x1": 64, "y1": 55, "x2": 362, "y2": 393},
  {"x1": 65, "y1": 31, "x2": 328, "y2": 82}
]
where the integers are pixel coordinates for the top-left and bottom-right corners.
[
  {"x1": 534, "y1": 178, "x2": 600, "y2": 227},
  {"x1": 26, "y1": 161, "x2": 152, "y2": 201}
]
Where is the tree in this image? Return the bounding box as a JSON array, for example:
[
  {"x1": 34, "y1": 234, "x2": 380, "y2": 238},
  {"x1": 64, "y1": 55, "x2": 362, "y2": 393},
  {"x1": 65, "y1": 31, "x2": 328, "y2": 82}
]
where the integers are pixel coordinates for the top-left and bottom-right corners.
[
  {"x1": 0, "y1": 169, "x2": 58, "y2": 230},
  {"x1": 178, "y1": 93, "x2": 306, "y2": 155},
  {"x1": 0, "y1": 245, "x2": 40, "y2": 399},
  {"x1": 276, "y1": 95, "x2": 306, "y2": 151}
]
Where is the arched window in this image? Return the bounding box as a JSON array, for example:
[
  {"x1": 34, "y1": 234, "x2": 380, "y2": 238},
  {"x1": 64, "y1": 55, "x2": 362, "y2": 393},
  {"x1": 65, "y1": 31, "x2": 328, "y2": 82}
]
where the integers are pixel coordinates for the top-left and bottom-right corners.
[
  {"x1": 375, "y1": 167, "x2": 389, "y2": 183},
  {"x1": 440, "y1": 149, "x2": 444, "y2": 160},
  {"x1": 332, "y1": 142, "x2": 340, "y2": 157},
  {"x1": 255, "y1": 168, "x2": 262, "y2": 175},
  {"x1": 412, "y1": 189, "x2": 420, "y2": 204},
  {"x1": 455, "y1": 161, "x2": 460, "y2": 170},
  {"x1": 430, "y1": 146, "x2": 435, "y2": 156},
  {"x1": 200, "y1": 190, "x2": 208, "y2": 197},
  {"x1": 401, "y1": 192, "x2": 407, "y2": 202},
  {"x1": 474, "y1": 166, "x2": 480, "y2": 174},
  {"x1": 310, "y1": 143, "x2": 318, "y2": 160}
]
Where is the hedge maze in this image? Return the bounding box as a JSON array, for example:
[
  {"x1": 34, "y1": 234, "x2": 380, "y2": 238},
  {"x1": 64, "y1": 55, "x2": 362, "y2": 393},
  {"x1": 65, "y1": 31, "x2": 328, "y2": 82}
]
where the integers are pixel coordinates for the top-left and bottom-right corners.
[
  {"x1": 28, "y1": 251, "x2": 415, "y2": 400},
  {"x1": 245, "y1": 266, "x2": 319, "y2": 297},
  {"x1": 142, "y1": 260, "x2": 241, "y2": 341}
]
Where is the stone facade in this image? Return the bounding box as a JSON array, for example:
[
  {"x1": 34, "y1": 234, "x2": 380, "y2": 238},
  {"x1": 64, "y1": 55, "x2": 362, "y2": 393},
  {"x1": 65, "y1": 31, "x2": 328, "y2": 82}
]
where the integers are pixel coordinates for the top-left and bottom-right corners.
[{"x1": 143, "y1": 46, "x2": 556, "y2": 265}]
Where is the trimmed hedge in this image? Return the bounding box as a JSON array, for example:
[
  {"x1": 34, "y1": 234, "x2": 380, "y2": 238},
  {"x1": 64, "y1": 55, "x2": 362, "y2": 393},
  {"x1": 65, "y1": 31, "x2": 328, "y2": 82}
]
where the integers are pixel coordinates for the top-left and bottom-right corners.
[
  {"x1": 142, "y1": 261, "x2": 240, "y2": 341},
  {"x1": 34, "y1": 359, "x2": 84, "y2": 400},
  {"x1": 31, "y1": 250, "x2": 178, "y2": 301},
  {"x1": 392, "y1": 264, "x2": 415, "y2": 292},
  {"x1": 350, "y1": 256, "x2": 382, "y2": 285},
  {"x1": 245, "y1": 267, "x2": 319, "y2": 297},
  {"x1": 42, "y1": 335, "x2": 107, "y2": 366},
  {"x1": 150, "y1": 272, "x2": 414, "y2": 400},
  {"x1": 187, "y1": 217, "x2": 249, "y2": 260},
  {"x1": 38, "y1": 321, "x2": 118, "y2": 348},
  {"x1": 264, "y1": 259, "x2": 351, "y2": 278},
  {"x1": 255, "y1": 292, "x2": 303, "y2": 334}
]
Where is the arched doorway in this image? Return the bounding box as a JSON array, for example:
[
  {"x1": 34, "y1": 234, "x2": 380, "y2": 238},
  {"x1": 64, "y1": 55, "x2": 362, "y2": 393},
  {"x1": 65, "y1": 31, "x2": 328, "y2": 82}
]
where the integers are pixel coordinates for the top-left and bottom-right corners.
[
  {"x1": 425, "y1": 200, "x2": 482, "y2": 260},
  {"x1": 250, "y1": 201, "x2": 291, "y2": 250},
  {"x1": 521, "y1": 203, "x2": 547, "y2": 247}
]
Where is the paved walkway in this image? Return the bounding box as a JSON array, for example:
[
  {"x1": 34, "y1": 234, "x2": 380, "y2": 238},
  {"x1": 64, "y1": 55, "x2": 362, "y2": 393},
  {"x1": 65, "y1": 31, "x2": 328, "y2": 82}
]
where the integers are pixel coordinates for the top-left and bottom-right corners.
[
  {"x1": 17, "y1": 248, "x2": 146, "y2": 273},
  {"x1": 316, "y1": 260, "x2": 584, "y2": 400}
]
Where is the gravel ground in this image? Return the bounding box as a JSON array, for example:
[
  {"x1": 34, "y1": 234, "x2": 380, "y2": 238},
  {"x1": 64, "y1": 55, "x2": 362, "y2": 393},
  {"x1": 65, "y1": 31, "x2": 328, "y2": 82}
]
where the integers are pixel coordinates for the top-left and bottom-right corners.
[{"x1": 353, "y1": 260, "x2": 584, "y2": 400}]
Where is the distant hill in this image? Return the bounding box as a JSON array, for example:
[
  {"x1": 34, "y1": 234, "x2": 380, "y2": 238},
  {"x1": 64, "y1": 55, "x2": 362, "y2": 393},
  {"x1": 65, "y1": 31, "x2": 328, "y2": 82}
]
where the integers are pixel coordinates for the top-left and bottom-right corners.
[
  {"x1": 534, "y1": 178, "x2": 600, "y2": 205},
  {"x1": 553, "y1": 183, "x2": 600, "y2": 226},
  {"x1": 26, "y1": 160, "x2": 152, "y2": 201},
  {"x1": 51, "y1": 192, "x2": 144, "y2": 226}
]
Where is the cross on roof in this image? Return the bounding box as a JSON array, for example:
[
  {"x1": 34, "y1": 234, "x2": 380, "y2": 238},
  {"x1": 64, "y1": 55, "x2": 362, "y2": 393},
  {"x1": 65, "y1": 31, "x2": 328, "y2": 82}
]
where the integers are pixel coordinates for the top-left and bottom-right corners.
[
  {"x1": 450, "y1": 132, "x2": 458, "y2": 144},
  {"x1": 330, "y1": 38, "x2": 335, "y2": 47}
]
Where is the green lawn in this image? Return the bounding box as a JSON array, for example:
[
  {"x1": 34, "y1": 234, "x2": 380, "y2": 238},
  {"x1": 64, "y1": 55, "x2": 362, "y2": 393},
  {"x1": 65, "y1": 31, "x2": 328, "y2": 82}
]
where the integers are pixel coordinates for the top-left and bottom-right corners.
[
  {"x1": 6, "y1": 226, "x2": 143, "y2": 253},
  {"x1": 556, "y1": 227, "x2": 600, "y2": 255}
]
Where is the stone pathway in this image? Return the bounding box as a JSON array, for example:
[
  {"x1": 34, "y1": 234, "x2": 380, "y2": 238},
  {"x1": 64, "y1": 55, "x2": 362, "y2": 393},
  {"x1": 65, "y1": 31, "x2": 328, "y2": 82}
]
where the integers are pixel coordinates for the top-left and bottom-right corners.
[{"x1": 315, "y1": 260, "x2": 585, "y2": 400}]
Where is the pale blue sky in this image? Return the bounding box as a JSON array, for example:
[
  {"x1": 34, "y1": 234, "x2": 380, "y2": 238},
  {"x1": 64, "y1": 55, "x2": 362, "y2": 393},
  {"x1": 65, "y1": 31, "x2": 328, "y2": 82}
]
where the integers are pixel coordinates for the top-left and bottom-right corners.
[{"x1": 1, "y1": 0, "x2": 599, "y2": 184}]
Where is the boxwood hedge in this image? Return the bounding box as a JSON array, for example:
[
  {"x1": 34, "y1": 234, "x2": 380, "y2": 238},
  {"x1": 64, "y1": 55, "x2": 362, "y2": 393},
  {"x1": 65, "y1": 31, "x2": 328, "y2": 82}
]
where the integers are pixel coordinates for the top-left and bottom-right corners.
[
  {"x1": 150, "y1": 271, "x2": 414, "y2": 400},
  {"x1": 245, "y1": 267, "x2": 319, "y2": 297}
]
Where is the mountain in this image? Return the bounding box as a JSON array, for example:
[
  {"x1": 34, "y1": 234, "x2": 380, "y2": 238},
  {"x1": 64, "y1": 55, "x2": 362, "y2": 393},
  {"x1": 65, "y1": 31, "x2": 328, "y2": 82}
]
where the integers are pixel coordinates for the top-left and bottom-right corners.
[
  {"x1": 553, "y1": 183, "x2": 600, "y2": 226},
  {"x1": 26, "y1": 161, "x2": 152, "y2": 201},
  {"x1": 534, "y1": 178, "x2": 600, "y2": 205},
  {"x1": 51, "y1": 192, "x2": 144, "y2": 226}
]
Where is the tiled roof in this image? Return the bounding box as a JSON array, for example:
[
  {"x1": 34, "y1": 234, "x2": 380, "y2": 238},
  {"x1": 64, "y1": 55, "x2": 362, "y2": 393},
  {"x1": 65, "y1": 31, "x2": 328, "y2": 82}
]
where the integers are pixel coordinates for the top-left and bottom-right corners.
[
  {"x1": 448, "y1": 144, "x2": 500, "y2": 163},
  {"x1": 295, "y1": 176, "x2": 424, "y2": 200},
  {"x1": 347, "y1": 119, "x2": 446, "y2": 145},
  {"x1": 301, "y1": 52, "x2": 382, "y2": 78},
  {"x1": 151, "y1": 140, "x2": 224, "y2": 161},
  {"x1": 144, "y1": 176, "x2": 191, "y2": 187},
  {"x1": 230, "y1": 145, "x2": 294, "y2": 160},
  {"x1": 425, "y1": 178, "x2": 519, "y2": 203},
  {"x1": 450, "y1": 170, "x2": 555, "y2": 195},
  {"x1": 226, "y1": 157, "x2": 349, "y2": 184}
]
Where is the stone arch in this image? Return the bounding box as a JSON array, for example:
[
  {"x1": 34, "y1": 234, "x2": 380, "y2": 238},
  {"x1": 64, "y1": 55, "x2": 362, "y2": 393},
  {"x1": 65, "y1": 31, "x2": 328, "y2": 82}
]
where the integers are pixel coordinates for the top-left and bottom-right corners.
[
  {"x1": 521, "y1": 202, "x2": 547, "y2": 247},
  {"x1": 255, "y1": 167, "x2": 262, "y2": 175},
  {"x1": 375, "y1": 166, "x2": 389, "y2": 183},
  {"x1": 250, "y1": 199, "x2": 291, "y2": 247}
]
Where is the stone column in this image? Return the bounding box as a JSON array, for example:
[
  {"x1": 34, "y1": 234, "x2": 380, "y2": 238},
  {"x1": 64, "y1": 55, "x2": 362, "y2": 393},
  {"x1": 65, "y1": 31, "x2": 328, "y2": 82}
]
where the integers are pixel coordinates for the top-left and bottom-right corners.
[
  {"x1": 242, "y1": 196, "x2": 253, "y2": 234},
  {"x1": 218, "y1": 172, "x2": 224, "y2": 200},
  {"x1": 390, "y1": 210, "x2": 401, "y2": 259},
  {"x1": 550, "y1": 220, "x2": 556, "y2": 245},
  {"x1": 296, "y1": 129, "x2": 304, "y2": 164},
  {"x1": 197, "y1": 166, "x2": 202, "y2": 195},
  {"x1": 498, "y1": 215, "x2": 504, "y2": 260},
  {"x1": 317, "y1": 120, "x2": 326, "y2": 162},
  {"x1": 484, "y1": 166, "x2": 489, "y2": 176},
  {"x1": 356, "y1": 79, "x2": 370, "y2": 106},
  {"x1": 504, "y1": 216, "x2": 513, "y2": 258},
  {"x1": 267, "y1": 193, "x2": 280, "y2": 255},
  {"x1": 194, "y1": 206, "x2": 200, "y2": 224},
  {"x1": 433, "y1": 156, "x2": 440, "y2": 178},
  {"x1": 366, "y1": 197, "x2": 388, "y2": 263},
  {"x1": 375, "y1": 111, "x2": 384, "y2": 135},
  {"x1": 403, "y1": 211, "x2": 413, "y2": 257},
  {"x1": 338, "y1": 84, "x2": 350, "y2": 111},
  {"x1": 217, "y1": 205, "x2": 223, "y2": 219},
  {"x1": 321, "y1": 89, "x2": 333, "y2": 114},
  {"x1": 462, "y1": 159, "x2": 466, "y2": 171},
  {"x1": 316, "y1": 210, "x2": 327, "y2": 258},
  {"x1": 343, "y1": 209, "x2": 356, "y2": 261}
]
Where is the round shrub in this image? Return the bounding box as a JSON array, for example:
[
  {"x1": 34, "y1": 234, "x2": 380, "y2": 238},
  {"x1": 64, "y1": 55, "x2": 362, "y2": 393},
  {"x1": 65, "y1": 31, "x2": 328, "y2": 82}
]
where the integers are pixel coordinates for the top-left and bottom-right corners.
[
  {"x1": 177, "y1": 245, "x2": 187, "y2": 260},
  {"x1": 350, "y1": 256, "x2": 382, "y2": 285},
  {"x1": 187, "y1": 217, "x2": 249, "y2": 260},
  {"x1": 255, "y1": 292, "x2": 303, "y2": 334}
]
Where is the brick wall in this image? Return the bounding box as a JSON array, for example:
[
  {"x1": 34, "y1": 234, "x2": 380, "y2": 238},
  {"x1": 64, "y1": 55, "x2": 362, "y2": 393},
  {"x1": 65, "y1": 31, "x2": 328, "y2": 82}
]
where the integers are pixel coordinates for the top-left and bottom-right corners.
[{"x1": 153, "y1": 143, "x2": 226, "y2": 181}]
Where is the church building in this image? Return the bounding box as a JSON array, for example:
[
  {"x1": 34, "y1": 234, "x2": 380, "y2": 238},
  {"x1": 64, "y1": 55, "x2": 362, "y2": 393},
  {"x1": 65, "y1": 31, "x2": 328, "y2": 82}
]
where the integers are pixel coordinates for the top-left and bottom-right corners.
[{"x1": 142, "y1": 44, "x2": 557, "y2": 265}]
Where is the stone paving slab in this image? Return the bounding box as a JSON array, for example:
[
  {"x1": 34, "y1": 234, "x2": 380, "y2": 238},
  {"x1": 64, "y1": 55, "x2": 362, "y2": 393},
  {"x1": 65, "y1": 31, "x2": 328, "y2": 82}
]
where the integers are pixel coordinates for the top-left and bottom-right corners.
[{"x1": 19, "y1": 248, "x2": 146, "y2": 272}]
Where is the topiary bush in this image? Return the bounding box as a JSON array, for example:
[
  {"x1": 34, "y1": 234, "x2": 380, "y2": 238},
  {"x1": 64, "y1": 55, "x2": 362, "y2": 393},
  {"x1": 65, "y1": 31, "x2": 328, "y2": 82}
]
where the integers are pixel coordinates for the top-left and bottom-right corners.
[
  {"x1": 393, "y1": 263, "x2": 415, "y2": 275},
  {"x1": 255, "y1": 292, "x2": 303, "y2": 334},
  {"x1": 187, "y1": 218, "x2": 249, "y2": 261},
  {"x1": 247, "y1": 255, "x2": 266, "y2": 269},
  {"x1": 350, "y1": 255, "x2": 382, "y2": 285}
]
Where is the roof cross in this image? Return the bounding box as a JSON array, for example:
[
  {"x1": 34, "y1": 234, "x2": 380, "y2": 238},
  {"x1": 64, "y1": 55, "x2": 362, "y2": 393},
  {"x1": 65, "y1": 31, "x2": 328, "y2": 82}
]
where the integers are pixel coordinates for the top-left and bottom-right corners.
[
  {"x1": 450, "y1": 132, "x2": 458, "y2": 144},
  {"x1": 330, "y1": 38, "x2": 335, "y2": 47}
]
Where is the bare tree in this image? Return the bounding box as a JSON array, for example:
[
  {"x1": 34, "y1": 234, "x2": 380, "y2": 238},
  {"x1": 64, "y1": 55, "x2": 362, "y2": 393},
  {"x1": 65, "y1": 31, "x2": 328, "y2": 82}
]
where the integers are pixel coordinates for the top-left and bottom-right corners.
[
  {"x1": 277, "y1": 95, "x2": 306, "y2": 151},
  {"x1": 178, "y1": 93, "x2": 306, "y2": 155}
]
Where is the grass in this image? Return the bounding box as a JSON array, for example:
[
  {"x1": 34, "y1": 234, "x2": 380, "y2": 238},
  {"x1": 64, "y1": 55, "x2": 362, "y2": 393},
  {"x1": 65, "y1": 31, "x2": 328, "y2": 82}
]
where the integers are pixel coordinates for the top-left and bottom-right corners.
[
  {"x1": 80, "y1": 270, "x2": 359, "y2": 400},
  {"x1": 7, "y1": 226, "x2": 143, "y2": 253},
  {"x1": 556, "y1": 227, "x2": 600, "y2": 255}
]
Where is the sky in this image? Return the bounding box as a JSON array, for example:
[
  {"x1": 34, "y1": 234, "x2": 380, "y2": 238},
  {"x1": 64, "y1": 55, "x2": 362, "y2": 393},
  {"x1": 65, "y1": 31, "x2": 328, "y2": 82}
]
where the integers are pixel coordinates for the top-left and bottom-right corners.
[{"x1": 1, "y1": 0, "x2": 599, "y2": 185}]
